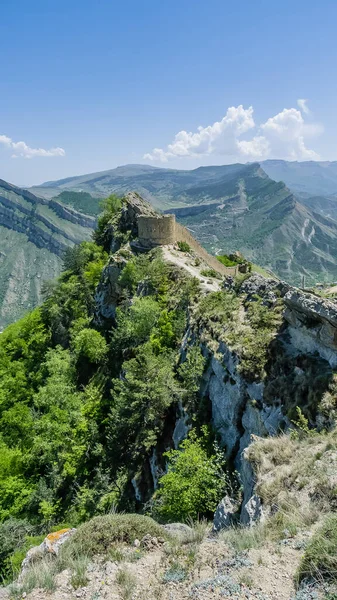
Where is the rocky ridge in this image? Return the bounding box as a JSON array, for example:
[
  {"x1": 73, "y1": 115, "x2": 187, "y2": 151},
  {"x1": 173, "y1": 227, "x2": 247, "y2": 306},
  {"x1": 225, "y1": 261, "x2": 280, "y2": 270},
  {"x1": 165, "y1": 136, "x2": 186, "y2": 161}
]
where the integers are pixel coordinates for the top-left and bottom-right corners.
[{"x1": 94, "y1": 193, "x2": 337, "y2": 525}]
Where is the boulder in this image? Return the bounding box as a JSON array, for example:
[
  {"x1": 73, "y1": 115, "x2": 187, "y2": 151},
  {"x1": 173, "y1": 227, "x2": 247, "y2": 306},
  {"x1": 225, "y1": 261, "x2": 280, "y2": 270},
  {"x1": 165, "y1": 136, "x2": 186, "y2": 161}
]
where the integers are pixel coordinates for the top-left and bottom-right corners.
[
  {"x1": 213, "y1": 495, "x2": 239, "y2": 532},
  {"x1": 241, "y1": 494, "x2": 264, "y2": 526},
  {"x1": 20, "y1": 528, "x2": 76, "y2": 580}
]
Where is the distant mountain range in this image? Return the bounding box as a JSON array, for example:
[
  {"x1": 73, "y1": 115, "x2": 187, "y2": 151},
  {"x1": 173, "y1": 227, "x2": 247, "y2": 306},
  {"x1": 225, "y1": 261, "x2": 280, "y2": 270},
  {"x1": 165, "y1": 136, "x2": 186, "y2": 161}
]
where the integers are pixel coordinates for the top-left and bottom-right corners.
[
  {"x1": 262, "y1": 160, "x2": 337, "y2": 197},
  {"x1": 2, "y1": 160, "x2": 337, "y2": 327},
  {"x1": 31, "y1": 161, "x2": 337, "y2": 287},
  {"x1": 0, "y1": 180, "x2": 95, "y2": 329}
]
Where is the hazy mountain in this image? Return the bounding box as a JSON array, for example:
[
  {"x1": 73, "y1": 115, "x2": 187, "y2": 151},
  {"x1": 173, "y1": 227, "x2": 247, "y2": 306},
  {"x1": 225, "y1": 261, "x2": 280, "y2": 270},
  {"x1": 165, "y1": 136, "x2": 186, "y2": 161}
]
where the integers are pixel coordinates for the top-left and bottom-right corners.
[
  {"x1": 32, "y1": 163, "x2": 256, "y2": 211},
  {"x1": 261, "y1": 159, "x2": 337, "y2": 197},
  {"x1": 0, "y1": 180, "x2": 95, "y2": 329},
  {"x1": 32, "y1": 162, "x2": 337, "y2": 286}
]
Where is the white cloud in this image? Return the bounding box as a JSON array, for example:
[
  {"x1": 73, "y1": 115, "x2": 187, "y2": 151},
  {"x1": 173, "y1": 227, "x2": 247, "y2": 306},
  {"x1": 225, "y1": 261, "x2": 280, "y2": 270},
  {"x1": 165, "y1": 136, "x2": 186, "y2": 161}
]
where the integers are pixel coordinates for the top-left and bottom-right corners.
[
  {"x1": 0, "y1": 134, "x2": 65, "y2": 159},
  {"x1": 144, "y1": 105, "x2": 255, "y2": 162},
  {"x1": 297, "y1": 98, "x2": 310, "y2": 115},
  {"x1": 144, "y1": 101, "x2": 322, "y2": 163}
]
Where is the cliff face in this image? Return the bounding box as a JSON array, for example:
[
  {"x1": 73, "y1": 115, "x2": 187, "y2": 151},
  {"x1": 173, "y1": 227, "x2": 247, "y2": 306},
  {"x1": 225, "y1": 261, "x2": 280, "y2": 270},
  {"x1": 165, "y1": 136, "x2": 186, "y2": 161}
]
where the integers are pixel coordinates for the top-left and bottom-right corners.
[
  {"x1": 0, "y1": 180, "x2": 95, "y2": 329},
  {"x1": 93, "y1": 192, "x2": 337, "y2": 522}
]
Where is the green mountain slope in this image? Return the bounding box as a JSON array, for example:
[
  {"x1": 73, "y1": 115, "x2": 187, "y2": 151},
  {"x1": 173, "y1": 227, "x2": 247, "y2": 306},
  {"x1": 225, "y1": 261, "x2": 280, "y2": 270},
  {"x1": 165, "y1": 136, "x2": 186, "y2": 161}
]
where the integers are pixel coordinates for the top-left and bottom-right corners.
[{"x1": 0, "y1": 180, "x2": 95, "y2": 329}]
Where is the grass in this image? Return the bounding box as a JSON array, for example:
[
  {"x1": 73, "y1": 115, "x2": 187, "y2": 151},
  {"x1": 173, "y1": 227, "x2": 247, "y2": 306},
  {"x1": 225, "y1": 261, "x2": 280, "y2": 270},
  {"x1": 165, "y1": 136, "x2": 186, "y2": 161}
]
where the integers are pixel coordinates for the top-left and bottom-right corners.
[
  {"x1": 220, "y1": 500, "x2": 319, "y2": 553},
  {"x1": 245, "y1": 431, "x2": 337, "y2": 514},
  {"x1": 69, "y1": 555, "x2": 90, "y2": 589},
  {"x1": 219, "y1": 522, "x2": 266, "y2": 551},
  {"x1": 62, "y1": 513, "x2": 167, "y2": 558},
  {"x1": 184, "y1": 518, "x2": 210, "y2": 544},
  {"x1": 216, "y1": 255, "x2": 238, "y2": 267},
  {"x1": 297, "y1": 515, "x2": 337, "y2": 586},
  {"x1": 116, "y1": 566, "x2": 137, "y2": 600},
  {"x1": 8, "y1": 557, "x2": 57, "y2": 598},
  {"x1": 251, "y1": 263, "x2": 277, "y2": 279}
]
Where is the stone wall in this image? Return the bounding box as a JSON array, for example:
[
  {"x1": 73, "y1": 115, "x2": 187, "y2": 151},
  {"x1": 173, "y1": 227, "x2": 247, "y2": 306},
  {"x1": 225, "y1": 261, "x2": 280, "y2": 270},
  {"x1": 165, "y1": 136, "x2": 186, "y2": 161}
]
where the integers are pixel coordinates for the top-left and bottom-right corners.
[
  {"x1": 175, "y1": 222, "x2": 239, "y2": 277},
  {"x1": 138, "y1": 214, "x2": 176, "y2": 246}
]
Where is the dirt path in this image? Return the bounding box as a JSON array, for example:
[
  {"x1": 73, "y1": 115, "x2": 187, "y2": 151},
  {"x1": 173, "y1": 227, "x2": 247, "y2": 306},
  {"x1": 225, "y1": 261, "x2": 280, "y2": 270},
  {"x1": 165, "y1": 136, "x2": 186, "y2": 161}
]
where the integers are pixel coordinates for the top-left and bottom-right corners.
[{"x1": 162, "y1": 245, "x2": 221, "y2": 293}]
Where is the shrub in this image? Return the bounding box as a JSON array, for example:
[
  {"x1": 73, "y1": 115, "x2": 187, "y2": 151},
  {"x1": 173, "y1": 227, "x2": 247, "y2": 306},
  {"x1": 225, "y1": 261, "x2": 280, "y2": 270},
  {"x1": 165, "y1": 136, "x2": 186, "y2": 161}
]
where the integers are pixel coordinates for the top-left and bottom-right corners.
[
  {"x1": 163, "y1": 563, "x2": 187, "y2": 583},
  {"x1": 177, "y1": 241, "x2": 191, "y2": 253},
  {"x1": 154, "y1": 428, "x2": 228, "y2": 522},
  {"x1": 216, "y1": 255, "x2": 237, "y2": 267},
  {"x1": 0, "y1": 518, "x2": 35, "y2": 581},
  {"x1": 62, "y1": 514, "x2": 167, "y2": 558},
  {"x1": 297, "y1": 514, "x2": 337, "y2": 585},
  {"x1": 73, "y1": 328, "x2": 108, "y2": 364},
  {"x1": 200, "y1": 269, "x2": 220, "y2": 279},
  {"x1": 196, "y1": 291, "x2": 239, "y2": 326}
]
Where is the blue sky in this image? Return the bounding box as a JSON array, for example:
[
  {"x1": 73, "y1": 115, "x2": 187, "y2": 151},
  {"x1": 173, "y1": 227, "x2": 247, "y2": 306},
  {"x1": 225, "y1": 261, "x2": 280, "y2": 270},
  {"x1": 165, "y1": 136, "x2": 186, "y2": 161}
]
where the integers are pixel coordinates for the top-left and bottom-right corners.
[{"x1": 1, "y1": 0, "x2": 337, "y2": 185}]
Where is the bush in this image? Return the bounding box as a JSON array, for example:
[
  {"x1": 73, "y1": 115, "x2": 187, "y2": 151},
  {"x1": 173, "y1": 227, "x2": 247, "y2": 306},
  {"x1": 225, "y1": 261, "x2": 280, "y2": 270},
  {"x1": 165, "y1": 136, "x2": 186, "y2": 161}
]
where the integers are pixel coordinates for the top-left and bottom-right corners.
[
  {"x1": 177, "y1": 241, "x2": 191, "y2": 253},
  {"x1": 62, "y1": 514, "x2": 167, "y2": 558},
  {"x1": 154, "y1": 428, "x2": 228, "y2": 522},
  {"x1": 297, "y1": 514, "x2": 337, "y2": 585},
  {"x1": 216, "y1": 255, "x2": 237, "y2": 267},
  {"x1": 72, "y1": 328, "x2": 108, "y2": 364},
  {"x1": 200, "y1": 269, "x2": 220, "y2": 279},
  {"x1": 0, "y1": 518, "x2": 35, "y2": 581}
]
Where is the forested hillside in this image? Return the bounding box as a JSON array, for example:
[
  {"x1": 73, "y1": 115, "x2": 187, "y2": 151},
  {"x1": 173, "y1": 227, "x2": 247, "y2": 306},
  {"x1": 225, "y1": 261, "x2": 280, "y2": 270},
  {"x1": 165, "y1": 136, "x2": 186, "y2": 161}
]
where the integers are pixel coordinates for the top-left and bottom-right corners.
[{"x1": 1, "y1": 194, "x2": 337, "y2": 599}]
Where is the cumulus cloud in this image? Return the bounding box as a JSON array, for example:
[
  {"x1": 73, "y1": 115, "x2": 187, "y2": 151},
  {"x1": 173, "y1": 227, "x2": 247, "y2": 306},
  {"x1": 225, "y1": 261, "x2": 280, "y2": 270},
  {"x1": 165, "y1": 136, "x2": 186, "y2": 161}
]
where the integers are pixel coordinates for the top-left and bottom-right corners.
[
  {"x1": 144, "y1": 101, "x2": 322, "y2": 163},
  {"x1": 0, "y1": 134, "x2": 65, "y2": 159},
  {"x1": 297, "y1": 98, "x2": 310, "y2": 115}
]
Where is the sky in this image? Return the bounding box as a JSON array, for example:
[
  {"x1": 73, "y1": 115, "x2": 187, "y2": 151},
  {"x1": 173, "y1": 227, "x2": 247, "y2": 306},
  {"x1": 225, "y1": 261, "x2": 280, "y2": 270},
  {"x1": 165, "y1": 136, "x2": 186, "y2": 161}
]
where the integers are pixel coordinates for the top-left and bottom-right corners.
[{"x1": 1, "y1": 0, "x2": 337, "y2": 186}]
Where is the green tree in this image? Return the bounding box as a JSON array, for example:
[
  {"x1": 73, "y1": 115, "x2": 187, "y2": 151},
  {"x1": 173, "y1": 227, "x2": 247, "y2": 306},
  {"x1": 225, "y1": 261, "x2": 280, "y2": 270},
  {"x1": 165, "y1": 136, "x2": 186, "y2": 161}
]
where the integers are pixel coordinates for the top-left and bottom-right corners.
[
  {"x1": 109, "y1": 344, "x2": 180, "y2": 462},
  {"x1": 154, "y1": 428, "x2": 228, "y2": 522}
]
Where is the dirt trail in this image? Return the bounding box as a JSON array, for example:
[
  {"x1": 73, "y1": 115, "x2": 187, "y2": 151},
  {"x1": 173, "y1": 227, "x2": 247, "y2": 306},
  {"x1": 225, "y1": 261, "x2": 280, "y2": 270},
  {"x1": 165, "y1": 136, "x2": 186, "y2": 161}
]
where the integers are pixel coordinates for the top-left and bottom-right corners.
[{"x1": 162, "y1": 245, "x2": 221, "y2": 292}]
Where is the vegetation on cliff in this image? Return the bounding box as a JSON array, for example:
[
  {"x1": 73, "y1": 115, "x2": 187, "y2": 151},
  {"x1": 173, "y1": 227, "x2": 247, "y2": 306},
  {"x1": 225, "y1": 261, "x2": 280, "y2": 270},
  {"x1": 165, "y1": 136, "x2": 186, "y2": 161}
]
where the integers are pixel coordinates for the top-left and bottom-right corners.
[{"x1": 1, "y1": 194, "x2": 337, "y2": 598}]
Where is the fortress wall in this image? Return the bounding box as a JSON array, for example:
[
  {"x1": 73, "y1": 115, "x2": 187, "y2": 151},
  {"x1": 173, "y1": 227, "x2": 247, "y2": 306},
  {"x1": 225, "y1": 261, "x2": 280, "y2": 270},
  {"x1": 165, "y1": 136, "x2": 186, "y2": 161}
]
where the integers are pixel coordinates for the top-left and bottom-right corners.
[
  {"x1": 175, "y1": 222, "x2": 239, "y2": 277},
  {"x1": 138, "y1": 214, "x2": 176, "y2": 246}
]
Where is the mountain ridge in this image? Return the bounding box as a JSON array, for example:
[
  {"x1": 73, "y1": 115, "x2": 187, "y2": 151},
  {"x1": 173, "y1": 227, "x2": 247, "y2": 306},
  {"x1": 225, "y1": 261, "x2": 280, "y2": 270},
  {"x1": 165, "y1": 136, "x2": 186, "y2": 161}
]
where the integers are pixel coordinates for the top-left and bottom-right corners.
[
  {"x1": 28, "y1": 162, "x2": 337, "y2": 285},
  {"x1": 0, "y1": 180, "x2": 94, "y2": 329}
]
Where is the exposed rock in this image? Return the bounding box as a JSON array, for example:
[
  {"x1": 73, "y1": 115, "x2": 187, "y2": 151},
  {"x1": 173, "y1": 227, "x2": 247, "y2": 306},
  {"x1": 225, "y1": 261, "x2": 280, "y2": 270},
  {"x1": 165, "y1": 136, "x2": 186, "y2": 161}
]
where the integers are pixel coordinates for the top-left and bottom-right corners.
[
  {"x1": 140, "y1": 534, "x2": 165, "y2": 550},
  {"x1": 213, "y1": 495, "x2": 239, "y2": 531},
  {"x1": 239, "y1": 274, "x2": 287, "y2": 305},
  {"x1": 284, "y1": 288, "x2": 337, "y2": 366},
  {"x1": 172, "y1": 403, "x2": 191, "y2": 449},
  {"x1": 241, "y1": 494, "x2": 264, "y2": 526},
  {"x1": 120, "y1": 192, "x2": 157, "y2": 236},
  {"x1": 94, "y1": 254, "x2": 127, "y2": 322},
  {"x1": 20, "y1": 528, "x2": 76, "y2": 580}
]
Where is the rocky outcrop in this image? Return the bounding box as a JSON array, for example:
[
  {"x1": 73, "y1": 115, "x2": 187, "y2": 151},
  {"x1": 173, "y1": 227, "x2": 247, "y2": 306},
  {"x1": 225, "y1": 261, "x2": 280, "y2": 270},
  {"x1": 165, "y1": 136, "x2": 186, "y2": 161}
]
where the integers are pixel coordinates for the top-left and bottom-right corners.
[
  {"x1": 120, "y1": 192, "x2": 157, "y2": 236},
  {"x1": 213, "y1": 496, "x2": 239, "y2": 531},
  {"x1": 49, "y1": 199, "x2": 97, "y2": 228},
  {"x1": 0, "y1": 188, "x2": 94, "y2": 256},
  {"x1": 283, "y1": 288, "x2": 337, "y2": 367},
  {"x1": 19, "y1": 528, "x2": 76, "y2": 580},
  {"x1": 94, "y1": 254, "x2": 127, "y2": 322}
]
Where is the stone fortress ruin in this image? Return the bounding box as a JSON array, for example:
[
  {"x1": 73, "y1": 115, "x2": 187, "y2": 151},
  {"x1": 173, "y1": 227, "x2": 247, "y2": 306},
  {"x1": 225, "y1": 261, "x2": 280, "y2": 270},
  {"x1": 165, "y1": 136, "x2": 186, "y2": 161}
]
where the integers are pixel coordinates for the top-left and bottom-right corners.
[
  {"x1": 123, "y1": 191, "x2": 242, "y2": 277},
  {"x1": 138, "y1": 213, "x2": 176, "y2": 247}
]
